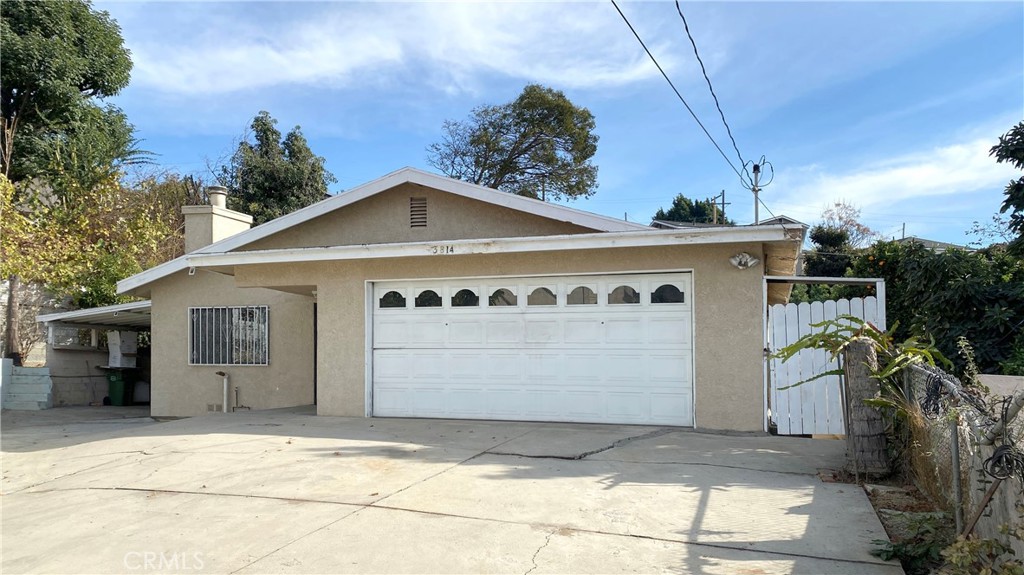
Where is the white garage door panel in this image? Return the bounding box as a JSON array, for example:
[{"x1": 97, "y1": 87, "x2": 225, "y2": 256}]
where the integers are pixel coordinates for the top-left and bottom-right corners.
[{"x1": 372, "y1": 273, "x2": 694, "y2": 426}]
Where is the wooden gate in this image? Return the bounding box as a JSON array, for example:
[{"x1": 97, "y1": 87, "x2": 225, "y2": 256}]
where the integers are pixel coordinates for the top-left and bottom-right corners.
[{"x1": 766, "y1": 297, "x2": 885, "y2": 435}]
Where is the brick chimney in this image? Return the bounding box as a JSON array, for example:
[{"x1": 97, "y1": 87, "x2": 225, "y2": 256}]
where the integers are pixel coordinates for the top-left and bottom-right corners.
[{"x1": 182, "y1": 186, "x2": 253, "y2": 253}]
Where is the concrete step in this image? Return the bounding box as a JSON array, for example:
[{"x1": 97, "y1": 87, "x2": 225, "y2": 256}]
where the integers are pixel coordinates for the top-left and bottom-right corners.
[
  {"x1": 12, "y1": 366, "x2": 50, "y2": 376},
  {"x1": 8, "y1": 376, "x2": 52, "y2": 388},
  {"x1": 5, "y1": 390, "x2": 53, "y2": 403},
  {"x1": 1, "y1": 399, "x2": 51, "y2": 410}
]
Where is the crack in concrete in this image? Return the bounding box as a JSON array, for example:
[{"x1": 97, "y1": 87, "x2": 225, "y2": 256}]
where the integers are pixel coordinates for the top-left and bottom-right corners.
[
  {"x1": 593, "y1": 458, "x2": 820, "y2": 476},
  {"x1": 229, "y1": 507, "x2": 363, "y2": 575},
  {"x1": 524, "y1": 530, "x2": 553, "y2": 575},
  {"x1": 369, "y1": 427, "x2": 539, "y2": 506},
  {"x1": 34, "y1": 485, "x2": 897, "y2": 569},
  {"x1": 486, "y1": 428, "x2": 676, "y2": 460},
  {"x1": 5, "y1": 451, "x2": 159, "y2": 495}
]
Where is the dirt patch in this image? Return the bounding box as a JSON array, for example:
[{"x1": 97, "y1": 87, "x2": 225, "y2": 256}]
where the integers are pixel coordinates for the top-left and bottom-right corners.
[{"x1": 864, "y1": 482, "x2": 954, "y2": 575}]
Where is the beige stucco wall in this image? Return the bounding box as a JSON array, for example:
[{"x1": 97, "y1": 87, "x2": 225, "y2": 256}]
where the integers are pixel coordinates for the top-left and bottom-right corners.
[
  {"x1": 149, "y1": 271, "x2": 314, "y2": 417},
  {"x1": 231, "y1": 242, "x2": 767, "y2": 431},
  {"x1": 242, "y1": 183, "x2": 596, "y2": 251},
  {"x1": 182, "y1": 206, "x2": 254, "y2": 254}
]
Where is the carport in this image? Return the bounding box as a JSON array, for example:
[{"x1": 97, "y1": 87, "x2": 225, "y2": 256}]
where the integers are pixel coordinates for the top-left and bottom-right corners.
[{"x1": 33, "y1": 300, "x2": 152, "y2": 408}]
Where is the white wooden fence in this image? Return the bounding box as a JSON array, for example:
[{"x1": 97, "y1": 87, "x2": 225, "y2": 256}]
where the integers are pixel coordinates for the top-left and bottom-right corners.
[{"x1": 767, "y1": 297, "x2": 885, "y2": 435}]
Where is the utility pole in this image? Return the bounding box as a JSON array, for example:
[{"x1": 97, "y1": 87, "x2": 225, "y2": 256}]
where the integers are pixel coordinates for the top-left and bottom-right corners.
[
  {"x1": 752, "y1": 163, "x2": 761, "y2": 225},
  {"x1": 709, "y1": 190, "x2": 729, "y2": 225}
]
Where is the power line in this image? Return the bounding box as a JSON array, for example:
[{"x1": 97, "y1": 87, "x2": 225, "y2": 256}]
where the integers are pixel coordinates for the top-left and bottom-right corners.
[
  {"x1": 609, "y1": 0, "x2": 744, "y2": 183},
  {"x1": 674, "y1": 1, "x2": 748, "y2": 183}
]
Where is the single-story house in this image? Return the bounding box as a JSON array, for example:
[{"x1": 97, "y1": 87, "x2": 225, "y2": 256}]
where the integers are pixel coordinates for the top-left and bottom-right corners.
[{"x1": 116, "y1": 168, "x2": 805, "y2": 431}]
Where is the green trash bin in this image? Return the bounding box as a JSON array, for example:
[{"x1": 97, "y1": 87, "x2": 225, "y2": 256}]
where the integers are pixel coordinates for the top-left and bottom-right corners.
[{"x1": 105, "y1": 370, "x2": 136, "y2": 406}]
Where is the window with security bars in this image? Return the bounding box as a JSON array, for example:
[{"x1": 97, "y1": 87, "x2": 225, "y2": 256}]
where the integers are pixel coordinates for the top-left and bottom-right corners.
[{"x1": 188, "y1": 306, "x2": 269, "y2": 365}]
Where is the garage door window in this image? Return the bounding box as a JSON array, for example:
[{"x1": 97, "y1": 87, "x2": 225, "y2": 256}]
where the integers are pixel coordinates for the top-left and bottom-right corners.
[
  {"x1": 527, "y1": 287, "x2": 557, "y2": 306},
  {"x1": 379, "y1": 290, "x2": 406, "y2": 308},
  {"x1": 608, "y1": 285, "x2": 640, "y2": 305},
  {"x1": 415, "y1": 290, "x2": 442, "y2": 307},
  {"x1": 567, "y1": 286, "x2": 597, "y2": 305},
  {"x1": 652, "y1": 284, "x2": 685, "y2": 304},
  {"x1": 488, "y1": 288, "x2": 517, "y2": 306},
  {"x1": 452, "y1": 289, "x2": 479, "y2": 307},
  {"x1": 188, "y1": 306, "x2": 269, "y2": 365}
]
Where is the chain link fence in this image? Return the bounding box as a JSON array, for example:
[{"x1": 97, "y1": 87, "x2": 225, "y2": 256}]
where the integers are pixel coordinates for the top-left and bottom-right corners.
[{"x1": 904, "y1": 364, "x2": 1023, "y2": 554}]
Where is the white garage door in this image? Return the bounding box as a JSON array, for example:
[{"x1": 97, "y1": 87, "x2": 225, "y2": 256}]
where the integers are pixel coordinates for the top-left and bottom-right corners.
[{"x1": 371, "y1": 273, "x2": 694, "y2": 426}]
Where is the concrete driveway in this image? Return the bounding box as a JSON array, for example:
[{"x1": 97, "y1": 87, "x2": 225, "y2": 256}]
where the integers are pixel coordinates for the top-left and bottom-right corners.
[{"x1": 1, "y1": 407, "x2": 901, "y2": 574}]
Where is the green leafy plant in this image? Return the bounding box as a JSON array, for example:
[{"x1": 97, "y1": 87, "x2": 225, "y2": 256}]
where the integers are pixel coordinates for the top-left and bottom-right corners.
[
  {"x1": 872, "y1": 513, "x2": 952, "y2": 575},
  {"x1": 1000, "y1": 332, "x2": 1024, "y2": 376},
  {"x1": 773, "y1": 315, "x2": 955, "y2": 481},
  {"x1": 940, "y1": 523, "x2": 1024, "y2": 575},
  {"x1": 772, "y1": 315, "x2": 952, "y2": 392},
  {"x1": 843, "y1": 240, "x2": 1024, "y2": 378}
]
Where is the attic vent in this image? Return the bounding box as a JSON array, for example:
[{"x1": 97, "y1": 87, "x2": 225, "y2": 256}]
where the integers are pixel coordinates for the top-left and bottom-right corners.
[{"x1": 410, "y1": 197, "x2": 427, "y2": 228}]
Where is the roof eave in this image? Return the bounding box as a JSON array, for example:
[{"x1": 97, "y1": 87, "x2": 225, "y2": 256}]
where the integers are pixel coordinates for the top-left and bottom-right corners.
[{"x1": 184, "y1": 226, "x2": 795, "y2": 269}]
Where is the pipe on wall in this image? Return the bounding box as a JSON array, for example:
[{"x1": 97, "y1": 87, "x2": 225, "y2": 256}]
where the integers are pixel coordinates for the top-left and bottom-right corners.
[{"x1": 215, "y1": 371, "x2": 229, "y2": 413}]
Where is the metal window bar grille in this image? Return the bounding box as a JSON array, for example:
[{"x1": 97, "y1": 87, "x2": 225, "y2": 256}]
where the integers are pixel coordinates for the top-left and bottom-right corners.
[{"x1": 188, "y1": 306, "x2": 269, "y2": 365}]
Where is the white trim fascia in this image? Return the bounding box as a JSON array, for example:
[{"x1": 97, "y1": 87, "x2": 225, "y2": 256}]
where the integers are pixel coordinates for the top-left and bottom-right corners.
[
  {"x1": 118, "y1": 257, "x2": 187, "y2": 294},
  {"x1": 364, "y1": 280, "x2": 374, "y2": 418},
  {"x1": 762, "y1": 276, "x2": 769, "y2": 433},
  {"x1": 185, "y1": 226, "x2": 791, "y2": 269},
  {"x1": 36, "y1": 300, "x2": 152, "y2": 325}
]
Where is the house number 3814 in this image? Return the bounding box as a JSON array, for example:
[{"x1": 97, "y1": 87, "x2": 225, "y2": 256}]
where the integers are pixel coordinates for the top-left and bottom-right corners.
[{"x1": 430, "y1": 245, "x2": 455, "y2": 255}]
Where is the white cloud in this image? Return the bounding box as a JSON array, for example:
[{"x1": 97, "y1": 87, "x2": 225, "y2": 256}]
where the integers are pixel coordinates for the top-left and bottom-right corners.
[
  {"x1": 767, "y1": 132, "x2": 1019, "y2": 228},
  {"x1": 116, "y1": 2, "x2": 676, "y2": 95}
]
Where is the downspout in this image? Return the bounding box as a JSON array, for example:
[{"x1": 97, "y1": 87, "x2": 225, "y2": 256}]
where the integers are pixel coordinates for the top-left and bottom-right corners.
[{"x1": 215, "y1": 371, "x2": 229, "y2": 413}]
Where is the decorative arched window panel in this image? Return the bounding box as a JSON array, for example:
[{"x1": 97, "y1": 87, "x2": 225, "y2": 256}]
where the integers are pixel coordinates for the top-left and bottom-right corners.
[
  {"x1": 651, "y1": 284, "x2": 685, "y2": 304},
  {"x1": 608, "y1": 285, "x2": 640, "y2": 305},
  {"x1": 451, "y1": 288, "x2": 479, "y2": 307},
  {"x1": 527, "y1": 287, "x2": 557, "y2": 306},
  {"x1": 378, "y1": 290, "x2": 407, "y2": 309},
  {"x1": 488, "y1": 288, "x2": 517, "y2": 306},
  {"x1": 567, "y1": 286, "x2": 597, "y2": 305},
  {"x1": 415, "y1": 289, "x2": 442, "y2": 308}
]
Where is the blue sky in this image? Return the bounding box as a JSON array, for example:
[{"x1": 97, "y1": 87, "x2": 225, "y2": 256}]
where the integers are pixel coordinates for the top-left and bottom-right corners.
[{"x1": 98, "y1": 1, "x2": 1023, "y2": 245}]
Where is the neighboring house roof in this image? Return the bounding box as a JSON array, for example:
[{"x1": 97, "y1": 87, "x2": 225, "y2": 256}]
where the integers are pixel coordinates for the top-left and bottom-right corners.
[
  {"x1": 37, "y1": 300, "x2": 152, "y2": 330},
  {"x1": 650, "y1": 219, "x2": 723, "y2": 229},
  {"x1": 758, "y1": 215, "x2": 809, "y2": 228},
  {"x1": 652, "y1": 216, "x2": 809, "y2": 231},
  {"x1": 894, "y1": 236, "x2": 970, "y2": 253},
  {"x1": 117, "y1": 168, "x2": 806, "y2": 295}
]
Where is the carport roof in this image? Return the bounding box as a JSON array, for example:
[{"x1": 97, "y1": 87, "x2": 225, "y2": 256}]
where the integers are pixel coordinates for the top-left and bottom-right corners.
[{"x1": 36, "y1": 300, "x2": 152, "y2": 330}]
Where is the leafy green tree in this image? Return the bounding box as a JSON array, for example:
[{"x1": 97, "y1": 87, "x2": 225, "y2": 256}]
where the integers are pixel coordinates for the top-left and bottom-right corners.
[
  {"x1": 845, "y1": 241, "x2": 1024, "y2": 376},
  {"x1": 1, "y1": 174, "x2": 177, "y2": 309},
  {"x1": 219, "y1": 111, "x2": 336, "y2": 226},
  {"x1": 804, "y1": 225, "x2": 853, "y2": 278},
  {"x1": 990, "y1": 121, "x2": 1024, "y2": 255},
  {"x1": 791, "y1": 226, "x2": 853, "y2": 303},
  {"x1": 1, "y1": 0, "x2": 134, "y2": 360},
  {"x1": 0, "y1": 0, "x2": 132, "y2": 180},
  {"x1": 427, "y1": 84, "x2": 598, "y2": 202},
  {"x1": 653, "y1": 194, "x2": 733, "y2": 224}
]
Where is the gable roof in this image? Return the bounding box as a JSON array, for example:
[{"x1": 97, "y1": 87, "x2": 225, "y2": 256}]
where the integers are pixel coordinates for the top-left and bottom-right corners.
[
  {"x1": 198, "y1": 167, "x2": 648, "y2": 256},
  {"x1": 757, "y1": 215, "x2": 808, "y2": 228},
  {"x1": 119, "y1": 168, "x2": 655, "y2": 295},
  {"x1": 895, "y1": 235, "x2": 971, "y2": 252}
]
